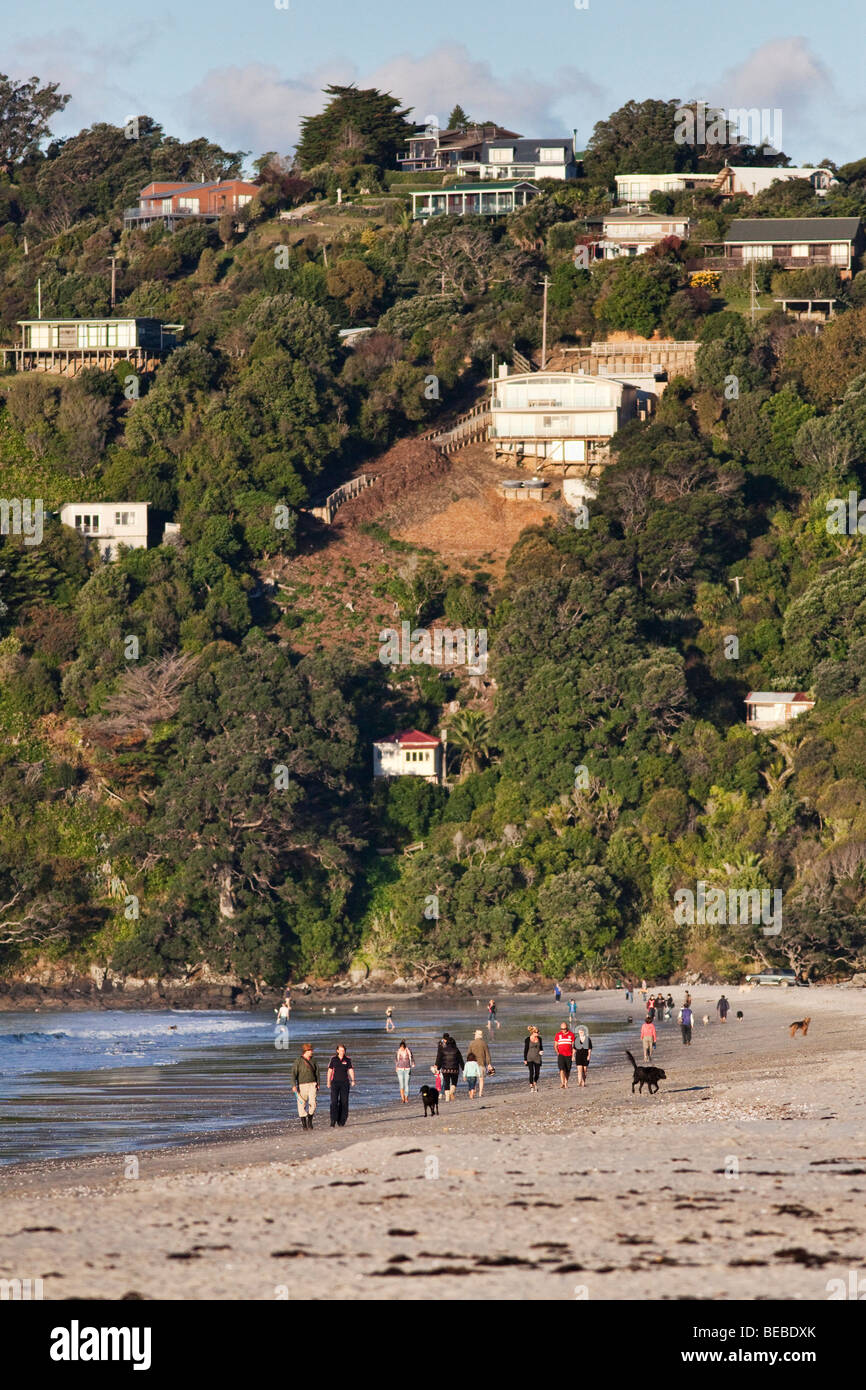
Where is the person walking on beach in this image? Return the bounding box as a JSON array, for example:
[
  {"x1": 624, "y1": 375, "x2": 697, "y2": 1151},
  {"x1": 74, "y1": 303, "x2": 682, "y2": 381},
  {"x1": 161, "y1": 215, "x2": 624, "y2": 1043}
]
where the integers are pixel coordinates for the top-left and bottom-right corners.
[
  {"x1": 487, "y1": 999, "x2": 500, "y2": 1030},
  {"x1": 646, "y1": 998, "x2": 656, "y2": 1024},
  {"x1": 665, "y1": 993, "x2": 674, "y2": 1020},
  {"x1": 435, "y1": 1032, "x2": 464, "y2": 1100},
  {"x1": 326, "y1": 1043, "x2": 355, "y2": 1128},
  {"x1": 275, "y1": 999, "x2": 291, "y2": 1026},
  {"x1": 568, "y1": 997, "x2": 578, "y2": 1023},
  {"x1": 395, "y1": 1039, "x2": 414, "y2": 1103},
  {"x1": 641, "y1": 979, "x2": 648, "y2": 1001},
  {"x1": 385, "y1": 1007, "x2": 395, "y2": 1032},
  {"x1": 468, "y1": 1029, "x2": 492, "y2": 1095},
  {"x1": 554, "y1": 1021, "x2": 575, "y2": 1089},
  {"x1": 716, "y1": 994, "x2": 730, "y2": 1023},
  {"x1": 464, "y1": 1045, "x2": 482, "y2": 1099},
  {"x1": 554, "y1": 982, "x2": 562, "y2": 1002},
  {"x1": 680, "y1": 1003, "x2": 693, "y2": 1046},
  {"x1": 640, "y1": 1015, "x2": 657, "y2": 1062},
  {"x1": 291, "y1": 1043, "x2": 319, "y2": 1131},
  {"x1": 524, "y1": 1027, "x2": 543, "y2": 1091},
  {"x1": 573, "y1": 1022, "x2": 592, "y2": 1086},
  {"x1": 683, "y1": 990, "x2": 692, "y2": 1010},
  {"x1": 625, "y1": 982, "x2": 633, "y2": 1002}
]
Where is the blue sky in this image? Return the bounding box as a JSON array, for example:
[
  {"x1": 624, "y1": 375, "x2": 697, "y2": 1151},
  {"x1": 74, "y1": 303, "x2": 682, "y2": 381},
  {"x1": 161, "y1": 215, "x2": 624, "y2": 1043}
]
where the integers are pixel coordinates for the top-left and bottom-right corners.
[{"x1": 7, "y1": 0, "x2": 865, "y2": 167}]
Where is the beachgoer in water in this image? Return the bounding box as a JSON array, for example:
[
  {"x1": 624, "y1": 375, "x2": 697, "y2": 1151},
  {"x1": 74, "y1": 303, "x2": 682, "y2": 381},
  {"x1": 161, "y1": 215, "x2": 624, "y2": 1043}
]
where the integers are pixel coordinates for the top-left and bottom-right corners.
[
  {"x1": 275, "y1": 1000, "x2": 290, "y2": 1025},
  {"x1": 326, "y1": 1043, "x2": 354, "y2": 1128},
  {"x1": 524, "y1": 1027, "x2": 543, "y2": 1091},
  {"x1": 680, "y1": 1004, "x2": 693, "y2": 1046},
  {"x1": 573, "y1": 1022, "x2": 592, "y2": 1086},
  {"x1": 395, "y1": 1039, "x2": 414, "y2": 1103},
  {"x1": 716, "y1": 994, "x2": 730, "y2": 1023},
  {"x1": 291, "y1": 1043, "x2": 319, "y2": 1131},
  {"x1": 385, "y1": 1007, "x2": 395, "y2": 1032},
  {"x1": 435, "y1": 1033, "x2": 463, "y2": 1100},
  {"x1": 641, "y1": 1015, "x2": 657, "y2": 1062},
  {"x1": 488, "y1": 999, "x2": 500, "y2": 1030},
  {"x1": 469, "y1": 1029, "x2": 492, "y2": 1095},
  {"x1": 554, "y1": 1021, "x2": 575, "y2": 1089}
]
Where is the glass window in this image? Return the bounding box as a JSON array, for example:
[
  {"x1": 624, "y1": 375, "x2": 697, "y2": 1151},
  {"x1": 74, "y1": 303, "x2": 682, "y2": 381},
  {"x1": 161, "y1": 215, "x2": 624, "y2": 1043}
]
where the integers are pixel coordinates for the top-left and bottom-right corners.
[
  {"x1": 488, "y1": 148, "x2": 512, "y2": 163},
  {"x1": 539, "y1": 147, "x2": 562, "y2": 163}
]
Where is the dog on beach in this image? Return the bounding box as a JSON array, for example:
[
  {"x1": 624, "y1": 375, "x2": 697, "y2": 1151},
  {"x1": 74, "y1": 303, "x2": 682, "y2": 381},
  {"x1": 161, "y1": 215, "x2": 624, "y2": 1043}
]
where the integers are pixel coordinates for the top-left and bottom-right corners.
[
  {"x1": 420, "y1": 1084, "x2": 440, "y2": 1116},
  {"x1": 736, "y1": 1010, "x2": 744, "y2": 1020},
  {"x1": 625, "y1": 1048, "x2": 666, "y2": 1095},
  {"x1": 702, "y1": 1014, "x2": 710, "y2": 1025},
  {"x1": 789, "y1": 1017, "x2": 811, "y2": 1037}
]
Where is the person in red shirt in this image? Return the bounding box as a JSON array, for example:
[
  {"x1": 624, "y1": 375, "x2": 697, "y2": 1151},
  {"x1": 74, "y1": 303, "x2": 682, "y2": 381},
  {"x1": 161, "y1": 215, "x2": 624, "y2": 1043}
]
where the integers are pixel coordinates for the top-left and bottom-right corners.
[
  {"x1": 554, "y1": 1022, "x2": 576, "y2": 1089},
  {"x1": 640, "y1": 1015, "x2": 657, "y2": 1062}
]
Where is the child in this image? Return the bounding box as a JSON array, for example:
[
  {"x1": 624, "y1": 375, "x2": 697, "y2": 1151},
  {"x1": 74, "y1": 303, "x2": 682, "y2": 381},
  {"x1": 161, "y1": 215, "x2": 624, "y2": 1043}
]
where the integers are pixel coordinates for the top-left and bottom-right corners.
[{"x1": 464, "y1": 1051, "x2": 481, "y2": 1099}]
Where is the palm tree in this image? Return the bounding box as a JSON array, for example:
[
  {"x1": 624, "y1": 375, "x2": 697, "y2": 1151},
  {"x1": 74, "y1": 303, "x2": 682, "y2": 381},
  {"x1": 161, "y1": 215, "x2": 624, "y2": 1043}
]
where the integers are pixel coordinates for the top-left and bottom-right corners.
[{"x1": 447, "y1": 710, "x2": 491, "y2": 776}]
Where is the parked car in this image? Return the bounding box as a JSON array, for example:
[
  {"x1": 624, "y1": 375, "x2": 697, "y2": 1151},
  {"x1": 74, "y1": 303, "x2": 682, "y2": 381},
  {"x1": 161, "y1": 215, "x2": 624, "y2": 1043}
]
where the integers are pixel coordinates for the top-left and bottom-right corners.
[{"x1": 744, "y1": 969, "x2": 808, "y2": 987}]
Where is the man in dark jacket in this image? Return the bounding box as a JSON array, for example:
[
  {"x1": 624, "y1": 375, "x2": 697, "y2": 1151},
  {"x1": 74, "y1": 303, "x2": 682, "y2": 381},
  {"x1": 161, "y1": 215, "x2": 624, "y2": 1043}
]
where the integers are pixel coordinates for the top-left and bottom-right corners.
[
  {"x1": 435, "y1": 1032, "x2": 464, "y2": 1101},
  {"x1": 291, "y1": 1044, "x2": 319, "y2": 1130}
]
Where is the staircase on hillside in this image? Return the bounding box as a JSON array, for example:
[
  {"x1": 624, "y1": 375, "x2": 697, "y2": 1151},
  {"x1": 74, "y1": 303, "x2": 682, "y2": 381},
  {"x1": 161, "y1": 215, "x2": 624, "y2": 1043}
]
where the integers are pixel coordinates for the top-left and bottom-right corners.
[{"x1": 421, "y1": 401, "x2": 492, "y2": 454}]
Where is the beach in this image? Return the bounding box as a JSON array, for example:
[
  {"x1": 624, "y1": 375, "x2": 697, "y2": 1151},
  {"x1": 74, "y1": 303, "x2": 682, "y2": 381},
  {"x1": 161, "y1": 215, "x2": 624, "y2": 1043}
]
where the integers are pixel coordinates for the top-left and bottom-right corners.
[{"x1": 2, "y1": 985, "x2": 865, "y2": 1301}]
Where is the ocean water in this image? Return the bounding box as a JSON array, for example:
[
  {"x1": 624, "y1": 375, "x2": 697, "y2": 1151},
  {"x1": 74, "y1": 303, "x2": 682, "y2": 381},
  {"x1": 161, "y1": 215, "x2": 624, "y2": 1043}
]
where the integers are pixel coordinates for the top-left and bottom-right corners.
[{"x1": 0, "y1": 997, "x2": 629, "y2": 1165}]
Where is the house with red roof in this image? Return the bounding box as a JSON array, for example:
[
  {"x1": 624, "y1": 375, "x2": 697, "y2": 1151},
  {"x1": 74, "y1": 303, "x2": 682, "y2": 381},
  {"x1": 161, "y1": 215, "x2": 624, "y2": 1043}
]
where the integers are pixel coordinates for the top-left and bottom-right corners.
[
  {"x1": 745, "y1": 691, "x2": 815, "y2": 732},
  {"x1": 373, "y1": 730, "x2": 443, "y2": 785},
  {"x1": 124, "y1": 179, "x2": 261, "y2": 231}
]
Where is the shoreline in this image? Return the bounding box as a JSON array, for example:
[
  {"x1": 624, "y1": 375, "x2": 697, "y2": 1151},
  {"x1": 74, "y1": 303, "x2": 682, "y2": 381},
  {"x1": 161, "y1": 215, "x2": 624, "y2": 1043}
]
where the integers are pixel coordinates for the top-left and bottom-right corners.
[{"x1": 2, "y1": 985, "x2": 865, "y2": 1299}]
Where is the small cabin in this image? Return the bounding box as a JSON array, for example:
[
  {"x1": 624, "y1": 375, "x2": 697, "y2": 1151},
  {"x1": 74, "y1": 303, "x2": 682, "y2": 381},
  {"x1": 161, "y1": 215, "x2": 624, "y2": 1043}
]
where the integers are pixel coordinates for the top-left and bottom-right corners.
[
  {"x1": 373, "y1": 729, "x2": 443, "y2": 784},
  {"x1": 59, "y1": 502, "x2": 149, "y2": 560},
  {"x1": 745, "y1": 691, "x2": 815, "y2": 732},
  {"x1": 9, "y1": 319, "x2": 176, "y2": 376}
]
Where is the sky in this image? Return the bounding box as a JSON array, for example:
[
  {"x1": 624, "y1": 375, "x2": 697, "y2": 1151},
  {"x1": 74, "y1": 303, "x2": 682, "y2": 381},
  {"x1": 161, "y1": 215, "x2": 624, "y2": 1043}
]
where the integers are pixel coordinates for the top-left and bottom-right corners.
[{"x1": 4, "y1": 0, "x2": 866, "y2": 168}]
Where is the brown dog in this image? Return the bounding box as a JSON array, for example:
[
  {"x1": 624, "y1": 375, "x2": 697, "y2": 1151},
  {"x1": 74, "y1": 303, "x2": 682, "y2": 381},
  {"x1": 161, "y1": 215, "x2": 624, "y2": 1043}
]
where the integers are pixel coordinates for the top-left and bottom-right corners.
[{"x1": 789, "y1": 1017, "x2": 811, "y2": 1037}]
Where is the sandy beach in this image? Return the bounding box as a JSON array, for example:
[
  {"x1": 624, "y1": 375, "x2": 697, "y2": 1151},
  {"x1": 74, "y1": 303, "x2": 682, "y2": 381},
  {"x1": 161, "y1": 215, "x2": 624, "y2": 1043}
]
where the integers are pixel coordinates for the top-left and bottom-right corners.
[{"x1": 2, "y1": 985, "x2": 865, "y2": 1301}]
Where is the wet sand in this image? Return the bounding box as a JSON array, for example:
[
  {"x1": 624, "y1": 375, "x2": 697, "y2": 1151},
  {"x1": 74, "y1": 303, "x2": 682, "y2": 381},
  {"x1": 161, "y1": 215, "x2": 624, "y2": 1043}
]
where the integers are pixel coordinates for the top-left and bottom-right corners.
[{"x1": 2, "y1": 985, "x2": 864, "y2": 1300}]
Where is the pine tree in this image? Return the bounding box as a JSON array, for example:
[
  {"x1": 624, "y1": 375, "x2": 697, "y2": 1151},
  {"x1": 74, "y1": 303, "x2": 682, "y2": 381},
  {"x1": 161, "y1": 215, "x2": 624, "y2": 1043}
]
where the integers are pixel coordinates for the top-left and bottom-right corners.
[
  {"x1": 446, "y1": 104, "x2": 471, "y2": 132},
  {"x1": 296, "y1": 85, "x2": 414, "y2": 171}
]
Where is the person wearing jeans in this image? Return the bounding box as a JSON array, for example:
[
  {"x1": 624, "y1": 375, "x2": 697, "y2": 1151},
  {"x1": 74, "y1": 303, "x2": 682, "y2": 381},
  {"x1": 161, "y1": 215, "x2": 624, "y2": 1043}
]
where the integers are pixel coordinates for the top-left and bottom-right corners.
[
  {"x1": 640, "y1": 1016, "x2": 657, "y2": 1062},
  {"x1": 291, "y1": 1044, "x2": 320, "y2": 1130},
  {"x1": 395, "y1": 1040, "x2": 414, "y2": 1103}
]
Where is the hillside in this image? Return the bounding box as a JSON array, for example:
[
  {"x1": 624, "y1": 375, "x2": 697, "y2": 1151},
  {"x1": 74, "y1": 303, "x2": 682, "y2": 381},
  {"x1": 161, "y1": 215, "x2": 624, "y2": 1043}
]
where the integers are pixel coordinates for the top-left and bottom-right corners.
[{"x1": 2, "y1": 86, "x2": 866, "y2": 995}]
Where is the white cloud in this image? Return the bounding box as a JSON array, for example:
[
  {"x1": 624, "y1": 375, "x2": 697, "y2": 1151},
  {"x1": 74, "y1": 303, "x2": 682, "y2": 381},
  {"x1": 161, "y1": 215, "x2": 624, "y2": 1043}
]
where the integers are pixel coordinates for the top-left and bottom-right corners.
[
  {"x1": 183, "y1": 44, "x2": 604, "y2": 159},
  {"x1": 7, "y1": 25, "x2": 167, "y2": 135},
  {"x1": 713, "y1": 37, "x2": 832, "y2": 112}
]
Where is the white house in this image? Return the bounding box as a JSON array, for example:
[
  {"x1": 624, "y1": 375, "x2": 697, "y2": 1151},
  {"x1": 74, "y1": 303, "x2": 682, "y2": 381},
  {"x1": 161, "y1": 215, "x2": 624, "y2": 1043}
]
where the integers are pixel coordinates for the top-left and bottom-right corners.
[
  {"x1": 489, "y1": 369, "x2": 638, "y2": 467},
  {"x1": 60, "y1": 502, "x2": 149, "y2": 560},
  {"x1": 615, "y1": 172, "x2": 719, "y2": 207},
  {"x1": 745, "y1": 691, "x2": 815, "y2": 732},
  {"x1": 373, "y1": 729, "x2": 443, "y2": 784},
  {"x1": 458, "y1": 138, "x2": 578, "y2": 182},
  {"x1": 598, "y1": 211, "x2": 691, "y2": 258},
  {"x1": 715, "y1": 166, "x2": 837, "y2": 198}
]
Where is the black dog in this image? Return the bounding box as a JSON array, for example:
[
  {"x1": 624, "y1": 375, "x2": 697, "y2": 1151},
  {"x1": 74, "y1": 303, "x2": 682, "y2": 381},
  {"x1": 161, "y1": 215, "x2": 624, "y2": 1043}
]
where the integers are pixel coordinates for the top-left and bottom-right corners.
[
  {"x1": 625, "y1": 1048, "x2": 666, "y2": 1095},
  {"x1": 420, "y1": 1084, "x2": 440, "y2": 1116}
]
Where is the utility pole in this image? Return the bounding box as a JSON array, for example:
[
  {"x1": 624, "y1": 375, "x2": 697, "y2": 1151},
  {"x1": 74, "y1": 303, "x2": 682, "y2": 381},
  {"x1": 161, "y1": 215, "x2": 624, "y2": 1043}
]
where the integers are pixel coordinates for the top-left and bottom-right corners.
[
  {"x1": 540, "y1": 274, "x2": 550, "y2": 369},
  {"x1": 109, "y1": 255, "x2": 118, "y2": 310},
  {"x1": 749, "y1": 259, "x2": 757, "y2": 325},
  {"x1": 37, "y1": 278, "x2": 42, "y2": 319}
]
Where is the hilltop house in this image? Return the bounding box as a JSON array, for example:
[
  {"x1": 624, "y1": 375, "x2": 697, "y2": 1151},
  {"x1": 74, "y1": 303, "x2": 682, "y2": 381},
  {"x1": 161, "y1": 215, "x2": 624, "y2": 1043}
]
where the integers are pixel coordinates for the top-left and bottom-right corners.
[
  {"x1": 124, "y1": 179, "x2": 261, "y2": 231},
  {"x1": 702, "y1": 218, "x2": 864, "y2": 276},
  {"x1": 7, "y1": 318, "x2": 176, "y2": 376},
  {"x1": 373, "y1": 730, "x2": 444, "y2": 784},
  {"x1": 614, "y1": 166, "x2": 836, "y2": 208},
  {"x1": 410, "y1": 180, "x2": 539, "y2": 220},
  {"x1": 614, "y1": 172, "x2": 720, "y2": 207},
  {"x1": 597, "y1": 210, "x2": 691, "y2": 258},
  {"x1": 59, "y1": 502, "x2": 149, "y2": 560},
  {"x1": 489, "y1": 368, "x2": 648, "y2": 469},
  {"x1": 745, "y1": 691, "x2": 815, "y2": 732},
  {"x1": 458, "y1": 138, "x2": 578, "y2": 182},
  {"x1": 714, "y1": 165, "x2": 837, "y2": 198},
  {"x1": 398, "y1": 124, "x2": 521, "y2": 173}
]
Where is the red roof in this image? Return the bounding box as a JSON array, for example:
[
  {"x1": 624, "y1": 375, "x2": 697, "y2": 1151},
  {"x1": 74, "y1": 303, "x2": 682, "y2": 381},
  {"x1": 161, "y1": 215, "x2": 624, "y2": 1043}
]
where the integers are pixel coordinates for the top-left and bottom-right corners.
[{"x1": 395, "y1": 729, "x2": 441, "y2": 746}]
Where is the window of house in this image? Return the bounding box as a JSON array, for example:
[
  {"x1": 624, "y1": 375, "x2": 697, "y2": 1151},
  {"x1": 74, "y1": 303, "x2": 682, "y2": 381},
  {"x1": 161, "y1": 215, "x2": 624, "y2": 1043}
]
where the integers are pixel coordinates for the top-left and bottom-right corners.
[
  {"x1": 791, "y1": 244, "x2": 809, "y2": 258},
  {"x1": 74, "y1": 515, "x2": 82, "y2": 529},
  {"x1": 830, "y1": 243, "x2": 848, "y2": 263},
  {"x1": 488, "y1": 148, "x2": 513, "y2": 163},
  {"x1": 115, "y1": 511, "x2": 134, "y2": 527},
  {"x1": 538, "y1": 147, "x2": 562, "y2": 163}
]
